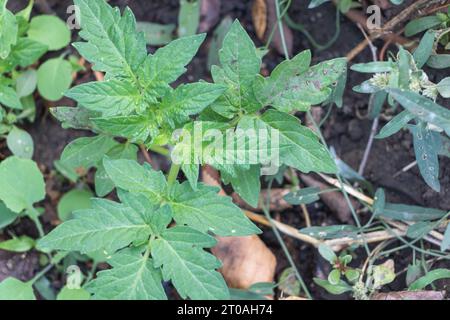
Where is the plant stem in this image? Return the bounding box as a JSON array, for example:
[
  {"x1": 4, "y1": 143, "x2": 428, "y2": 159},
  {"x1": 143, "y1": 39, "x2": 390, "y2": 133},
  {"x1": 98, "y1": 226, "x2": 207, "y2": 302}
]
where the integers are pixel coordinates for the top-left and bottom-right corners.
[
  {"x1": 262, "y1": 180, "x2": 312, "y2": 299},
  {"x1": 167, "y1": 163, "x2": 181, "y2": 187},
  {"x1": 27, "y1": 207, "x2": 44, "y2": 238},
  {"x1": 275, "y1": 0, "x2": 290, "y2": 60},
  {"x1": 148, "y1": 145, "x2": 170, "y2": 157},
  {"x1": 29, "y1": 263, "x2": 54, "y2": 284},
  {"x1": 307, "y1": 111, "x2": 371, "y2": 256}
]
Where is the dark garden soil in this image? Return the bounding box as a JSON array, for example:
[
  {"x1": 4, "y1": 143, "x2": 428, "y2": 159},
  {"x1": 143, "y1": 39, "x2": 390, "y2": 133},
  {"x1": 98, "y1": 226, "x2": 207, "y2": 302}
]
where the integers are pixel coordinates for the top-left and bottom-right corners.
[{"x1": 1, "y1": 0, "x2": 449, "y2": 299}]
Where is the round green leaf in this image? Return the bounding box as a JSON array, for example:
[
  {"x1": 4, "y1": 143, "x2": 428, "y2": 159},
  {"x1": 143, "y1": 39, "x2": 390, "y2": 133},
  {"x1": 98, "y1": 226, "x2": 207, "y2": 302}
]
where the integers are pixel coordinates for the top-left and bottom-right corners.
[
  {"x1": 0, "y1": 157, "x2": 45, "y2": 213},
  {"x1": 37, "y1": 58, "x2": 72, "y2": 101},
  {"x1": 318, "y1": 244, "x2": 337, "y2": 263},
  {"x1": 328, "y1": 269, "x2": 341, "y2": 285},
  {"x1": 57, "y1": 286, "x2": 91, "y2": 300},
  {"x1": 0, "y1": 277, "x2": 35, "y2": 300},
  {"x1": 6, "y1": 127, "x2": 34, "y2": 159},
  {"x1": 27, "y1": 15, "x2": 71, "y2": 51},
  {"x1": 16, "y1": 70, "x2": 37, "y2": 98},
  {"x1": 57, "y1": 189, "x2": 93, "y2": 221},
  {"x1": 344, "y1": 269, "x2": 360, "y2": 283}
]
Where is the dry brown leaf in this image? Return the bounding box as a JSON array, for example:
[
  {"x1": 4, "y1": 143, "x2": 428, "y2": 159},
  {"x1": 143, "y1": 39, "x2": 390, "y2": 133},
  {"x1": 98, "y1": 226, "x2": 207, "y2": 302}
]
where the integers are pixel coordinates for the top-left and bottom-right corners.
[
  {"x1": 212, "y1": 235, "x2": 277, "y2": 289},
  {"x1": 202, "y1": 165, "x2": 277, "y2": 290},
  {"x1": 372, "y1": 291, "x2": 445, "y2": 300},
  {"x1": 252, "y1": 0, "x2": 267, "y2": 41}
]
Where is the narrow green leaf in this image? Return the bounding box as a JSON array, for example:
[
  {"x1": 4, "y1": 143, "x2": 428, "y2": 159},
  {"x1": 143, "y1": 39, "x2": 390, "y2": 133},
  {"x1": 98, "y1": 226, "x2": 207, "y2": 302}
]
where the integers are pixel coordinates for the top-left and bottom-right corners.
[
  {"x1": 178, "y1": 0, "x2": 200, "y2": 37},
  {"x1": 377, "y1": 203, "x2": 447, "y2": 221},
  {"x1": 0, "y1": 235, "x2": 35, "y2": 252},
  {"x1": 409, "y1": 123, "x2": 441, "y2": 192},
  {"x1": 376, "y1": 110, "x2": 414, "y2": 139},
  {"x1": 284, "y1": 187, "x2": 321, "y2": 205},
  {"x1": 409, "y1": 268, "x2": 450, "y2": 290},
  {"x1": 405, "y1": 16, "x2": 442, "y2": 37},
  {"x1": 387, "y1": 89, "x2": 450, "y2": 135},
  {"x1": 351, "y1": 61, "x2": 394, "y2": 73},
  {"x1": 413, "y1": 30, "x2": 436, "y2": 68}
]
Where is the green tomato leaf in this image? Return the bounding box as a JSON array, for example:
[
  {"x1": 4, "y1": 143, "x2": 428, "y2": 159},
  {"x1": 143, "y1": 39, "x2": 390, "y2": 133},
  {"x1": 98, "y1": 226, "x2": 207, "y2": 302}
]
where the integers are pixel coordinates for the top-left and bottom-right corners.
[
  {"x1": 259, "y1": 110, "x2": 337, "y2": 174},
  {"x1": 152, "y1": 226, "x2": 228, "y2": 300},
  {"x1": 138, "y1": 34, "x2": 206, "y2": 100},
  {"x1": 38, "y1": 198, "x2": 152, "y2": 254},
  {"x1": 87, "y1": 248, "x2": 166, "y2": 300},
  {"x1": 159, "y1": 82, "x2": 226, "y2": 126},
  {"x1": 66, "y1": 79, "x2": 143, "y2": 117},
  {"x1": 221, "y1": 165, "x2": 261, "y2": 208},
  {"x1": 8, "y1": 38, "x2": 48, "y2": 68},
  {"x1": 169, "y1": 181, "x2": 261, "y2": 236},
  {"x1": 92, "y1": 115, "x2": 152, "y2": 143},
  {"x1": 95, "y1": 143, "x2": 138, "y2": 197},
  {"x1": 73, "y1": 0, "x2": 147, "y2": 79},
  {"x1": 59, "y1": 135, "x2": 118, "y2": 177},
  {"x1": 103, "y1": 158, "x2": 167, "y2": 204}
]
